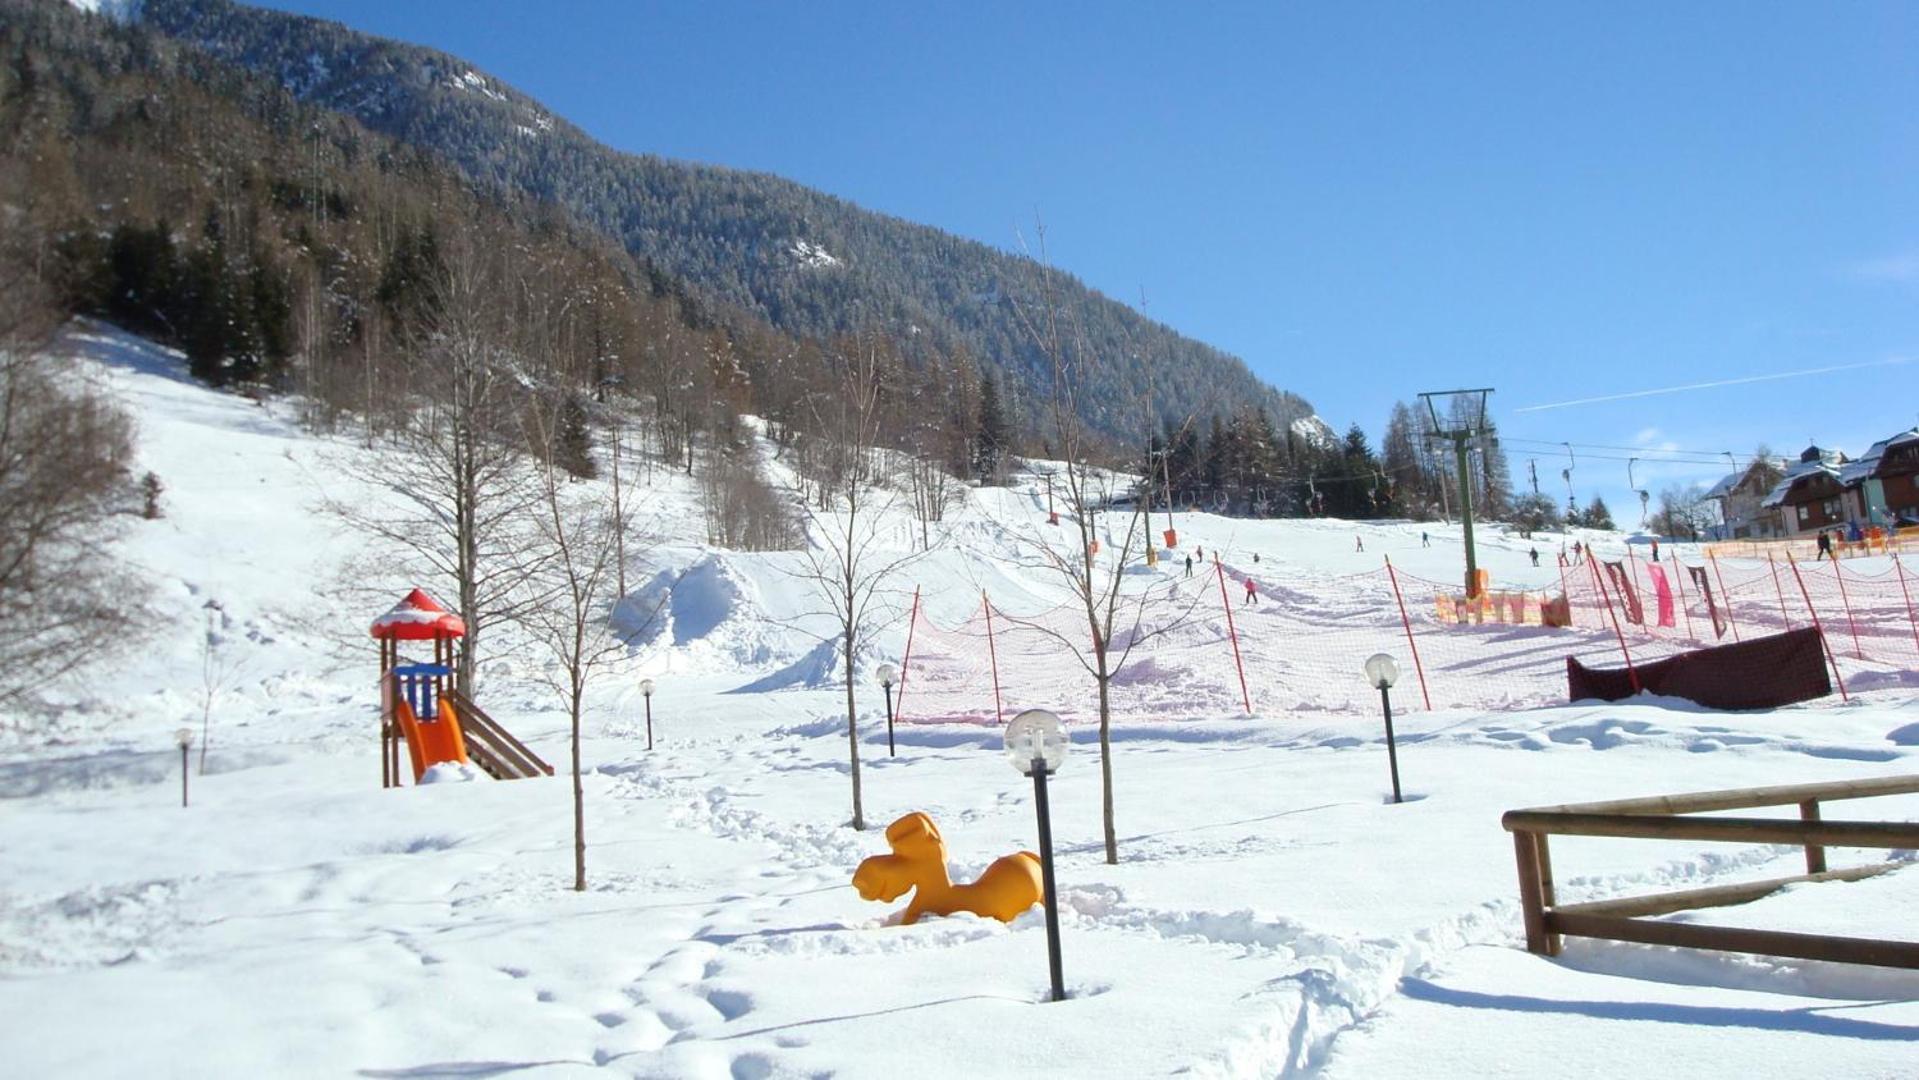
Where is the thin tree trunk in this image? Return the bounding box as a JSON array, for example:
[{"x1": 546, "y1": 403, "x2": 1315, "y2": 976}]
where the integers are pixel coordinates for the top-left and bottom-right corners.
[
  {"x1": 1098, "y1": 669, "x2": 1116, "y2": 864},
  {"x1": 572, "y1": 680, "x2": 586, "y2": 891},
  {"x1": 846, "y1": 619, "x2": 864, "y2": 830}
]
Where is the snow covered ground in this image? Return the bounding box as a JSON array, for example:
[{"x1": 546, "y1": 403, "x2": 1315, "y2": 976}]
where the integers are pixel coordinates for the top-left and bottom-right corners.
[{"x1": 3, "y1": 325, "x2": 1915, "y2": 1078}]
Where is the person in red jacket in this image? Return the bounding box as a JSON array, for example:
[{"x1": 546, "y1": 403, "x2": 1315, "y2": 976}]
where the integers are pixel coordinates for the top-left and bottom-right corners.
[{"x1": 1243, "y1": 577, "x2": 1259, "y2": 605}]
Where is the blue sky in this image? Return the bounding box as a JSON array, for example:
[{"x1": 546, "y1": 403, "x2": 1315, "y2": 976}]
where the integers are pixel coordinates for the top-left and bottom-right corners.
[{"x1": 258, "y1": 0, "x2": 1917, "y2": 524}]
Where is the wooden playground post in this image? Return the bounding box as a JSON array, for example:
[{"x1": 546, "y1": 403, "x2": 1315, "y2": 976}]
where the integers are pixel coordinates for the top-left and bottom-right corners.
[
  {"x1": 1586, "y1": 555, "x2": 1640, "y2": 693},
  {"x1": 1786, "y1": 555, "x2": 1849, "y2": 702},
  {"x1": 1708, "y1": 550, "x2": 1740, "y2": 642},
  {"x1": 1213, "y1": 554, "x2": 1253, "y2": 714},
  {"x1": 980, "y1": 590, "x2": 1005, "y2": 726},
  {"x1": 1383, "y1": 557, "x2": 1432, "y2": 711}
]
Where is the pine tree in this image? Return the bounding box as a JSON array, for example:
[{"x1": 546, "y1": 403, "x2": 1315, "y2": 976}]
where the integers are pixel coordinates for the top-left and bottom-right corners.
[
  {"x1": 1582, "y1": 496, "x2": 1615, "y2": 530},
  {"x1": 973, "y1": 373, "x2": 1009, "y2": 483},
  {"x1": 1381, "y1": 402, "x2": 1422, "y2": 518},
  {"x1": 554, "y1": 392, "x2": 597, "y2": 480}
]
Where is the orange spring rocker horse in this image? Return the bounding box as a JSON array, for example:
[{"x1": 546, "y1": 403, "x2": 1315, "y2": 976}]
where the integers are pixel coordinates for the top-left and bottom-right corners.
[{"x1": 853, "y1": 813, "x2": 1044, "y2": 925}]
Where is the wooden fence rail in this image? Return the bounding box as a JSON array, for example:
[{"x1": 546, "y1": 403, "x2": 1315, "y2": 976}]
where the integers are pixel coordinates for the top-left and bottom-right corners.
[{"x1": 1501, "y1": 774, "x2": 1919, "y2": 969}]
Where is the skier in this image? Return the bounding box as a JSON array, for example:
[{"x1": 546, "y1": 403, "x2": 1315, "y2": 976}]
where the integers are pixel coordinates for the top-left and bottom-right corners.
[
  {"x1": 1354, "y1": 535, "x2": 1364, "y2": 553},
  {"x1": 1243, "y1": 577, "x2": 1259, "y2": 605},
  {"x1": 1651, "y1": 538, "x2": 1660, "y2": 562},
  {"x1": 1253, "y1": 552, "x2": 1261, "y2": 564},
  {"x1": 1572, "y1": 540, "x2": 1584, "y2": 564},
  {"x1": 1421, "y1": 531, "x2": 1430, "y2": 548},
  {"x1": 1815, "y1": 530, "x2": 1833, "y2": 562},
  {"x1": 1196, "y1": 545, "x2": 1204, "y2": 561},
  {"x1": 1529, "y1": 547, "x2": 1539, "y2": 567},
  {"x1": 1183, "y1": 554, "x2": 1193, "y2": 578}
]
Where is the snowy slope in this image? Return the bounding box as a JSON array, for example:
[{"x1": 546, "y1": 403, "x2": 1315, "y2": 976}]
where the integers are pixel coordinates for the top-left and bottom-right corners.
[{"x1": 2, "y1": 326, "x2": 1916, "y2": 1078}]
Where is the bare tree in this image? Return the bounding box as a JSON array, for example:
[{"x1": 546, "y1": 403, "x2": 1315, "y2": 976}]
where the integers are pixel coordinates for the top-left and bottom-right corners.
[
  {"x1": 194, "y1": 599, "x2": 248, "y2": 774},
  {"x1": 516, "y1": 394, "x2": 645, "y2": 892},
  {"x1": 1002, "y1": 232, "x2": 1208, "y2": 864},
  {"x1": 0, "y1": 238, "x2": 147, "y2": 710},
  {"x1": 789, "y1": 331, "x2": 925, "y2": 830}
]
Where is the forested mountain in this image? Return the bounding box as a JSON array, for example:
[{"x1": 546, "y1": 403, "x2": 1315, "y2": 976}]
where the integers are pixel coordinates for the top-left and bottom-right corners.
[{"x1": 129, "y1": 0, "x2": 1315, "y2": 437}]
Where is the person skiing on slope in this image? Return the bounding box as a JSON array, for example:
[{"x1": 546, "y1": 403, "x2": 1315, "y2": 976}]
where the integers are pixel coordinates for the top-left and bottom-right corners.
[
  {"x1": 1651, "y1": 538, "x2": 1660, "y2": 562},
  {"x1": 1253, "y1": 552, "x2": 1260, "y2": 564},
  {"x1": 1183, "y1": 554, "x2": 1193, "y2": 578},
  {"x1": 1421, "y1": 531, "x2": 1430, "y2": 548},
  {"x1": 1354, "y1": 535, "x2": 1364, "y2": 552},
  {"x1": 1243, "y1": 577, "x2": 1259, "y2": 605},
  {"x1": 1815, "y1": 530, "x2": 1833, "y2": 561},
  {"x1": 1529, "y1": 547, "x2": 1539, "y2": 567}
]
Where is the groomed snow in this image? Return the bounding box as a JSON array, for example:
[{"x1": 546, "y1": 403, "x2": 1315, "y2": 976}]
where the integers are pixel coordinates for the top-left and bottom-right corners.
[{"x1": 2, "y1": 325, "x2": 1915, "y2": 1078}]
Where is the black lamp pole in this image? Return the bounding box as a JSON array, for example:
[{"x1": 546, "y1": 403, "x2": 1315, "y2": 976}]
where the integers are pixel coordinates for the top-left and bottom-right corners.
[
  {"x1": 1380, "y1": 684, "x2": 1402, "y2": 804},
  {"x1": 1031, "y1": 755, "x2": 1065, "y2": 1002},
  {"x1": 883, "y1": 681, "x2": 896, "y2": 757},
  {"x1": 644, "y1": 693, "x2": 653, "y2": 751},
  {"x1": 181, "y1": 743, "x2": 190, "y2": 808}
]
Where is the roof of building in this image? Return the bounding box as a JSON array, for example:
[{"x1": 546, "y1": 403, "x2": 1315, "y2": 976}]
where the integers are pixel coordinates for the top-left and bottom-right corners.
[
  {"x1": 1761, "y1": 448, "x2": 1845, "y2": 508},
  {"x1": 1839, "y1": 428, "x2": 1919, "y2": 485}
]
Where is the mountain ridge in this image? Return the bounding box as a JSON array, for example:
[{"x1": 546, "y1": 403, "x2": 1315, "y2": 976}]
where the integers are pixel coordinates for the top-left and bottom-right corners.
[{"x1": 129, "y1": 0, "x2": 1315, "y2": 438}]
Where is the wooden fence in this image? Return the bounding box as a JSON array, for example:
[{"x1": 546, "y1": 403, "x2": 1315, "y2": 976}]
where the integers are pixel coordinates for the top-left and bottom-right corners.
[{"x1": 1502, "y1": 775, "x2": 1919, "y2": 969}]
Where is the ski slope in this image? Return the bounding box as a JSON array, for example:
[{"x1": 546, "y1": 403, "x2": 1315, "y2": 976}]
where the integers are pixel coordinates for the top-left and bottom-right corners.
[{"x1": 2, "y1": 325, "x2": 1915, "y2": 1078}]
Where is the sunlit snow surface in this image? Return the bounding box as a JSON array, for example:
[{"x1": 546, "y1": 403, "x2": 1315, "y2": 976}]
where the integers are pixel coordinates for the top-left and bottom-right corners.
[{"x1": 2, "y1": 324, "x2": 1914, "y2": 1078}]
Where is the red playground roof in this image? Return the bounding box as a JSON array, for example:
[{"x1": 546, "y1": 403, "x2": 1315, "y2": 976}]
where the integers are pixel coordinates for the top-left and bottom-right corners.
[{"x1": 370, "y1": 588, "x2": 467, "y2": 640}]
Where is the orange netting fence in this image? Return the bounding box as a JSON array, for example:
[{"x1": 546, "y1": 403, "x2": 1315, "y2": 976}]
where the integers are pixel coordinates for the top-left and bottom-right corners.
[{"x1": 894, "y1": 553, "x2": 1919, "y2": 726}]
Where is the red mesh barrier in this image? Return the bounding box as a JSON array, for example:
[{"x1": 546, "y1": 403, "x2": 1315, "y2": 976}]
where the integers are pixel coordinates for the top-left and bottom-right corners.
[{"x1": 895, "y1": 551, "x2": 1919, "y2": 727}]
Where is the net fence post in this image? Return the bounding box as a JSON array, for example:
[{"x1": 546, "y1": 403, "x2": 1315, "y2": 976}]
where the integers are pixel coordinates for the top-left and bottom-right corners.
[
  {"x1": 1384, "y1": 556, "x2": 1433, "y2": 710},
  {"x1": 896, "y1": 586, "x2": 921, "y2": 723},
  {"x1": 1213, "y1": 554, "x2": 1252, "y2": 714},
  {"x1": 1786, "y1": 554, "x2": 1849, "y2": 702},
  {"x1": 1768, "y1": 553, "x2": 1793, "y2": 631},
  {"x1": 1709, "y1": 550, "x2": 1740, "y2": 642},
  {"x1": 1672, "y1": 555, "x2": 1698, "y2": 641},
  {"x1": 980, "y1": 589, "x2": 1005, "y2": 725},
  {"x1": 1896, "y1": 553, "x2": 1919, "y2": 660},
  {"x1": 1588, "y1": 553, "x2": 1640, "y2": 693},
  {"x1": 1829, "y1": 559, "x2": 1865, "y2": 661},
  {"x1": 1556, "y1": 553, "x2": 1575, "y2": 629}
]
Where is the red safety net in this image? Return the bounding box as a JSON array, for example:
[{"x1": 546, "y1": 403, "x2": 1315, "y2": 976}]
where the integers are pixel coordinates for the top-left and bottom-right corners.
[{"x1": 894, "y1": 552, "x2": 1919, "y2": 726}]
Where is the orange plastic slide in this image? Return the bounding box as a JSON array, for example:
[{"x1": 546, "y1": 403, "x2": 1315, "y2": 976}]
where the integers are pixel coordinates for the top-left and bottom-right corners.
[{"x1": 393, "y1": 696, "x2": 471, "y2": 782}]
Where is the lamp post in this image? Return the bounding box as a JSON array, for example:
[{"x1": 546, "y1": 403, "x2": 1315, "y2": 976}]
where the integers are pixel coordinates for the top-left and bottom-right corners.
[
  {"x1": 876, "y1": 663, "x2": 898, "y2": 757},
  {"x1": 639, "y1": 678, "x2": 655, "y2": 751},
  {"x1": 1005, "y1": 708, "x2": 1069, "y2": 1002},
  {"x1": 1364, "y1": 653, "x2": 1403, "y2": 804},
  {"x1": 175, "y1": 727, "x2": 194, "y2": 808}
]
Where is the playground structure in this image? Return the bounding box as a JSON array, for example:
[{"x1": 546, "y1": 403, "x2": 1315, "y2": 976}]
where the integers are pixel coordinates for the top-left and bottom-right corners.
[
  {"x1": 853, "y1": 812, "x2": 1044, "y2": 925},
  {"x1": 372, "y1": 589, "x2": 553, "y2": 786},
  {"x1": 1502, "y1": 775, "x2": 1919, "y2": 969},
  {"x1": 891, "y1": 547, "x2": 1919, "y2": 726}
]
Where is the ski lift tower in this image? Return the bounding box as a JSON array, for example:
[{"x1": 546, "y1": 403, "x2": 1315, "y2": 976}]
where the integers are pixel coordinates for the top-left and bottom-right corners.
[{"x1": 1419, "y1": 388, "x2": 1496, "y2": 598}]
